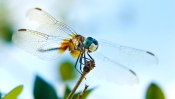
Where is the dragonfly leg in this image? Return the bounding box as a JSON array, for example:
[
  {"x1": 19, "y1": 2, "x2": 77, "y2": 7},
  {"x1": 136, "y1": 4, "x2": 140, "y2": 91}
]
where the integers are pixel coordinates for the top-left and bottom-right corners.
[
  {"x1": 83, "y1": 51, "x2": 87, "y2": 66},
  {"x1": 79, "y1": 51, "x2": 87, "y2": 73},
  {"x1": 87, "y1": 52, "x2": 94, "y2": 61},
  {"x1": 79, "y1": 52, "x2": 85, "y2": 73},
  {"x1": 74, "y1": 53, "x2": 82, "y2": 74}
]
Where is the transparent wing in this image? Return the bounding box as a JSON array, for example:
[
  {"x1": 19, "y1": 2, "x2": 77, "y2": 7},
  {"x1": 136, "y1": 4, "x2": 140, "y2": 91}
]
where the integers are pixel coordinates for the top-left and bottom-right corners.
[
  {"x1": 97, "y1": 40, "x2": 158, "y2": 67},
  {"x1": 12, "y1": 29, "x2": 63, "y2": 60},
  {"x1": 12, "y1": 8, "x2": 78, "y2": 60},
  {"x1": 26, "y1": 8, "x2": 76, "y2": 38},
  {"x1": 88, "y1": 52, "x2": 139, "y2": 85},
  {"x1": 87, "y1": 40, "x2": 158, "y2": 84}
]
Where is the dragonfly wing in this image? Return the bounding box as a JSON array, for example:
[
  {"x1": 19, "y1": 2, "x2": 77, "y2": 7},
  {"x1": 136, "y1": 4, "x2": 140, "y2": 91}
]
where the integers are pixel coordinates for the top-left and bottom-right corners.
[
  {"x1": 12, "y1": 29, "x2": 63, "y2": 60},
  {"x1": 26, "y1": 8, "x2": 76, "y2": 38},
  {"x1": 97, "y1": 40, "x2": 158, "y2": 67},
  {"x1": 89, "y1": 52, "x2": 139, "y2": 85},
  {"x1": 86, "y1": 40, "x2": 158, "y2": 84}
]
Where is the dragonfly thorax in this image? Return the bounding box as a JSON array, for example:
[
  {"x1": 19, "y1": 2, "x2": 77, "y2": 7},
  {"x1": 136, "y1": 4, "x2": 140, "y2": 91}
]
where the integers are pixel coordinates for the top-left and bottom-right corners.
[{"x1": 83, "y1": 37, "x2": 98, "y2": 52}]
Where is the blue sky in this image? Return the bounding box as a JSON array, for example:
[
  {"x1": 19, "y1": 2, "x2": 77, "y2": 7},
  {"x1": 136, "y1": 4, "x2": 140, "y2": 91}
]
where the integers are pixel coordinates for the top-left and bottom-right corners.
[{"x1": 0, "y1": 0, "x2": 175, "y2": 99}]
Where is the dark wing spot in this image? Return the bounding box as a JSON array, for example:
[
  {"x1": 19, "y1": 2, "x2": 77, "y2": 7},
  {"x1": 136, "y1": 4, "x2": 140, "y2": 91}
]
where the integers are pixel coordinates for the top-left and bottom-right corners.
[
  {"x1": 18, "y1": 29, "x2": 27, "y2": 31},
  {"x1": 35, "y1": 8, "x2": 42, "y2": 11},
  {"x1": 129, "y1": 69, "x2": 137, "y2": 76},
  {"x1": 146, "y1": 51, "x2": 155, "y2": 56}
]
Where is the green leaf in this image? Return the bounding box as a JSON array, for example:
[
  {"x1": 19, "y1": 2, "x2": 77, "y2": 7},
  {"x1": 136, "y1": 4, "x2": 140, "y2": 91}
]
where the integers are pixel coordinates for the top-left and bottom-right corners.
[
  {"x1": 33, "y1": 75, "x2": 59, "y2": 99},
  {"x1": 0, "y1": 23, "x2": 13, "y2": 42},
  {"x1": 2, "y1": 85, "x2": 23, "y2": 99},
  {"x1": 0, "y1": 2, "x2": 13, "y2": 42},
  {"x1": 146, "y1": 83, "x2": 165, "y2": 99},
  {"x1": 73, "y1": 87, "x2": 94, "y2": 99},
  {"x1": 63, "y1": 85, "x2": 71, "y2": 99},
  {"x1": 59, "y1": 61, "x2": 77, "y2": 81}
]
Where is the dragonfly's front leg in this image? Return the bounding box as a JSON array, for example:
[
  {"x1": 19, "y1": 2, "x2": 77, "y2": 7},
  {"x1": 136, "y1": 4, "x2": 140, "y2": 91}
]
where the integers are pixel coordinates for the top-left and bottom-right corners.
[
  {"x1": 78, "y1": 52, "x2": 86, "y2": 73},
  {"x1": 74, "y1": 53, "x2": 82, "y2": 74},
  {"x1": 87, "y1": 52, "x2": 94, "y2": 61}
]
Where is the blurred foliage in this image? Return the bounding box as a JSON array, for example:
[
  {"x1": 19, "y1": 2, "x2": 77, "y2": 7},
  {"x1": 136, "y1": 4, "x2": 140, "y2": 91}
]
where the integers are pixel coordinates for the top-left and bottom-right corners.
[
  {"x1": 0, "y1": 23, "x2": 13, "y2": 42},
  {"x1": 33, "y1": 75, "x2": 59, "y2": 99},
  {"x1": 63, "y1": 85, "x2": 94, "y2": 99},
  {"x1": 0, "y1": 1, "x2": 13, "y2": 42},
  {"x1": 33, "y1": 75, "x2": 94, "y2": 99},
  {"x1": 146, "y1": 83, "x2": 165, "y2": 99},
  {"x1": 59, "y1": 61, "x2": 78, "y2": 81},
  {"x1": 0, "y1": 92, "x2": 1, "y2": 99},
  {"x1": 2, "y1": 85, "x2": 23, "y2": 99},
  {"x1": 62, "y1": 85, "x2": 71, "y2": 99}
]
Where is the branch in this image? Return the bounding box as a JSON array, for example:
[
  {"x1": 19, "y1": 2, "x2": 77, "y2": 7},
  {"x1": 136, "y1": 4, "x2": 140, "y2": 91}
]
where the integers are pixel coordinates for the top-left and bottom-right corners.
[
  {"x1": 77, "y1": 84, "x2": 89, "y2": 99},
  {"x1": 67, "y1": 60, "x2": 95, "y2": 99}
]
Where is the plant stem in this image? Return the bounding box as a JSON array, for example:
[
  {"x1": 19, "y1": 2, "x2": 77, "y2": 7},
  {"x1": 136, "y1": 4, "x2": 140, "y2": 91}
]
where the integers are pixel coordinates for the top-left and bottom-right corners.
[
  {"x1": 77, "y1": 85, "x2": 89, "y2": 99},
  {"x1": 67, "y1": 71, "x2": 88, "y2": 99},
  {"x1": 67, "y1": 60, "x2": 95, "y2": 99}
]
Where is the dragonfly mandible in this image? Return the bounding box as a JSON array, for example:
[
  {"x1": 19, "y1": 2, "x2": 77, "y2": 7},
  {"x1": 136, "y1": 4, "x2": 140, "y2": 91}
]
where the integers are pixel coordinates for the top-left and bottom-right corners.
[{"x1": 12, "y1": 8, "x2": 158, "y2": 85}]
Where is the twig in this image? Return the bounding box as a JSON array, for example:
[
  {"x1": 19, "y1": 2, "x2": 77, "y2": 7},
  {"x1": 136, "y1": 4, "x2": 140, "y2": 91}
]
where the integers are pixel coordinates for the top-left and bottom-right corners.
[
  {"x1": 77, "y1": 84, "x2": 89, "y2": 99},
  {"x1": 67, "y1": 70, "x2": 88, "y2": 99},
  {"x1": 67, "y1": 60, "x2": 95, "y2": 99}
]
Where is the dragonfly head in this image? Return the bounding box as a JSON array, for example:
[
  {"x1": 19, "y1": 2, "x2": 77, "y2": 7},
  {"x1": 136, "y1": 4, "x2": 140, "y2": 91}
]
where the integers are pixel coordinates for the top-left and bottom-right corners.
[{"x1": 83, "y1": 37, "x2": 98, "y2": 52}]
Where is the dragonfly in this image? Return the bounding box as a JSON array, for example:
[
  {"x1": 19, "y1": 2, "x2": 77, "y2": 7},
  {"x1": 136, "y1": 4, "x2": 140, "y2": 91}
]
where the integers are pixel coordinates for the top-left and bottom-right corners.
[{"x1": 12, "y1": 8, "x2": 158, "y2": 85}]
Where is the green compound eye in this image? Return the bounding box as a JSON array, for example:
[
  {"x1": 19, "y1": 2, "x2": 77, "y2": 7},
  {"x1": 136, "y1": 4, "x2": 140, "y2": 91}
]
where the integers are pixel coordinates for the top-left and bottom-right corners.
[{"x1": 83, "y1": 37, "x2": 98, "y2": 52}]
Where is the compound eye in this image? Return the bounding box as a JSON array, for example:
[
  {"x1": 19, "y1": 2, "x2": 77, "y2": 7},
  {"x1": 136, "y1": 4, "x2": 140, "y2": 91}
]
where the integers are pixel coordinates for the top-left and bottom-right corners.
[
  {"x1": 87, "y1": 37, "x2": 93, "y2": 40},
  {"x1": 93, "y1": 40, "x2": 98, "y2": 46},
  {"x1": 89, "y1": 39, "x2": 98, "y2": 52}
]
